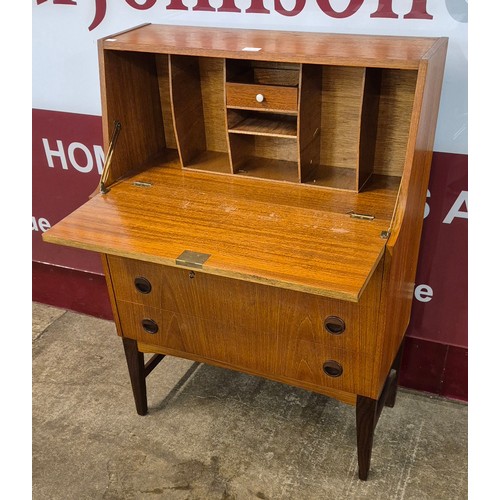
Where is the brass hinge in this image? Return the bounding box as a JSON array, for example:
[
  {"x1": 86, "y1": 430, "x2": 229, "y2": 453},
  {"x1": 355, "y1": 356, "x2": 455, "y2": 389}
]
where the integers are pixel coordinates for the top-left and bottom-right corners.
[
  {"x1": 348, "y1": 211, "x2": 375, "y2": 221},
  {"x1": 132, "y1": 181, "x2": 152, "y2": 188}
]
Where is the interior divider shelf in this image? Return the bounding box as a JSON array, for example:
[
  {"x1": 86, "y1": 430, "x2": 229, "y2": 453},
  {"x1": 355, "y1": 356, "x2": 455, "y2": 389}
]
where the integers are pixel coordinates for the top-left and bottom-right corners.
[
  {"x1": 227, "y1": 111, "x2": 297, "y2": 138},
  {"x1": 233, "y1": 157, "x2": 299, "y2": 183},
  {"x1": 169, "y1": 54, "x2": 231, "y2": 174},
  {"x1": 226, "y1": 59, "x2": 301, "y2": 87},
  {"x1": 163, "y1": 52, "x2": 417, "y2": 192}
]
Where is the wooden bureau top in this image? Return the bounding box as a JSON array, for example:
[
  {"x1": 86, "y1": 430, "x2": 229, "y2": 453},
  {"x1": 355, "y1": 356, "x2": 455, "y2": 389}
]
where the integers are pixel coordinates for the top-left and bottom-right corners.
[
  {"x1": 102, "y1": 24, "x2": 443, "y2": 69},
  {"x1": 43, "y1": 155, "x2": 398, "y2": 302}
]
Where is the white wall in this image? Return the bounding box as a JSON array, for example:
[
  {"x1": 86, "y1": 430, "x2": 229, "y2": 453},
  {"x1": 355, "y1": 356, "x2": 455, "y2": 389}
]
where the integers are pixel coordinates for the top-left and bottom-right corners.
[{"x1": 32, "y1": 0, "x2": 467, "y2": 154}]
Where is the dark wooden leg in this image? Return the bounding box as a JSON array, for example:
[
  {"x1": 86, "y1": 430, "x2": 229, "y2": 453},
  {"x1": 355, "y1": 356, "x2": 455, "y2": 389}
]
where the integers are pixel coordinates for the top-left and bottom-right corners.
[
  {"x1": 356, "y1": 395, "x2": 378, "y2": 481},
  {"x1": 355, "y1": 354, "x2": 401, "y2": 480},
  {"x1": 385, "y1": 341, "x2": 404, "y2": 408},
  {"x1": 122, "y1": 338, "x2": 148, "y2": 416}
]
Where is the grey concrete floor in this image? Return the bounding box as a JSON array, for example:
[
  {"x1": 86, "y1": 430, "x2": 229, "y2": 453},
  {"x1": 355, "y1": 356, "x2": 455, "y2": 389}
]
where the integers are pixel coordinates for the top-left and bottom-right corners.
[{"x1": 33, "y1": 302, "x2": 467, "y2": 500}]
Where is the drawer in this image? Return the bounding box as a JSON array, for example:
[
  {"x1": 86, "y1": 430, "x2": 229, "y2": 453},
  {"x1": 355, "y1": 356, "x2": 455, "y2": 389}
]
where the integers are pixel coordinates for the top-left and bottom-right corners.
[
  {"x1": 107, "y1": 256, "x2": 365, "y2": 352},
  {"x1": 116, "y1": 300, "x2": 372, "y2": 396},
  {"x1": 108, "y1": 256, "x2": 258, "y2": 327},
  {"x1": 116, "y1": 300, "x2": 289, "y2": 376},
  {"x1": 282, "y1": 340, "x2": 373, "y2": 396},
  {"x1": 226, "y1": 83, "x2": 298, "y2": 112},
  {"x1": 116, "y1": 300, "x2": 210, "y2": 355}
]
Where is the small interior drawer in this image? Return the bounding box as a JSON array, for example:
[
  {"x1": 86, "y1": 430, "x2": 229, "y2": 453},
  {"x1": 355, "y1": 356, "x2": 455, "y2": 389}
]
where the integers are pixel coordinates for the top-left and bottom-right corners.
[{"x1": 226, "y1": 83, "x2": 298, "y2": 112}]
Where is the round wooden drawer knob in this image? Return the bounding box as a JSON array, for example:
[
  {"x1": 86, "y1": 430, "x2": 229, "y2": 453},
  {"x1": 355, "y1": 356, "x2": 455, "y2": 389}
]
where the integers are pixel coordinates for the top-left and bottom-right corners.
[
  {"x1": 324, "y1": 316, "x2": 345, "y2": 335},
  {"x1": 134, "y1": 276, "x2": 152, "y2": 294},
  {"x1": 255, "y1": 93, "x2": 264, "y2": 103},
  {"x1": 141, "y1": 318, "x2": 158, "y2": 334},
  {"x1": 323, "y1": 360, "x2": 343, "y2": 378}
]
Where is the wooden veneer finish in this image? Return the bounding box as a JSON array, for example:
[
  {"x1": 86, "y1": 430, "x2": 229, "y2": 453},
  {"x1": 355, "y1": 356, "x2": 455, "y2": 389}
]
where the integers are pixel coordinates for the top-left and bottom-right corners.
[
  {"x1": 44, "y1": 25, "x2": 448, "y2": 481},
  {"x1": 102, "y1": 25, "x2": 439, "y2": 69},
  {"x1": 44, "y1": 162, "x2": 396, "y2": 302}
]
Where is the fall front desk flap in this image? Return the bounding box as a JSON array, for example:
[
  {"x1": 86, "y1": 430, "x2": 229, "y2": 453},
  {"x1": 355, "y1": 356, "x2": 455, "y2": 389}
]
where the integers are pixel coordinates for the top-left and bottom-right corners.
[{"x1": 43, "y1": 157, "x2": 395, "y2": 303}]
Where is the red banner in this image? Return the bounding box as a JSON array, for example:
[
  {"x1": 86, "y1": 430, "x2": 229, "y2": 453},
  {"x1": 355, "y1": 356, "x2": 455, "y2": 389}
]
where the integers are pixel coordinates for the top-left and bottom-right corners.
[
  {"x1": 407, "y1": 153, "x2": 468, "y2": 347},
  {"x1": 32, "y1": 109, "x2": 103, "y2": 274}
]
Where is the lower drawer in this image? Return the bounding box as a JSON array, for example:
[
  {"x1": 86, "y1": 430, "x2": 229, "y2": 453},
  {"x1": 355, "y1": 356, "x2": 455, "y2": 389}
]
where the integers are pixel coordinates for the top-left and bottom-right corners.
[
  {"x1": 116, "y1": 300, "x2": 373, "y2": 396},
  {"x1": 282, "y1": 339, "x2": 372, "y2": 396}
]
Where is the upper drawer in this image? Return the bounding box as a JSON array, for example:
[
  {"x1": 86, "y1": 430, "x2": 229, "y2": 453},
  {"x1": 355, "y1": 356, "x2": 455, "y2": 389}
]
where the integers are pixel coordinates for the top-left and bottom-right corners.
[
  {"x1": 226, "y1": 83, "x2": 298, "y2": 113},
  {"x1": 106, "y1": 255, "x2": 370, "y2": 353}
]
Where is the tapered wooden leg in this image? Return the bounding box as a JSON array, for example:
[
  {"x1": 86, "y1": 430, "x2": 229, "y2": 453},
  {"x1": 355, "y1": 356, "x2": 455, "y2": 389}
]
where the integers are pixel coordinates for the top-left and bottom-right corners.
[
  {"x1": 356, "y1": 395, "x2": 378, "y2": 481},
  {"x1": 122, "y1": 338, "x2": 148, "y2": 416},
  {"x1": 385, "y1": 341, "x2": 404, "y2": 408},
  {"x1": 355, "y1": 343, "x2": 403, "y2": 480}
]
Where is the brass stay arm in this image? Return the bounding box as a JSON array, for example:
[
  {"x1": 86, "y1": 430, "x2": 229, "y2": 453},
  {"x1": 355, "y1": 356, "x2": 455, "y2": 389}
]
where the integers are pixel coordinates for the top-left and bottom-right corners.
[{"x1": 99, "y1": 121, "x2": 121, "y2": 194}]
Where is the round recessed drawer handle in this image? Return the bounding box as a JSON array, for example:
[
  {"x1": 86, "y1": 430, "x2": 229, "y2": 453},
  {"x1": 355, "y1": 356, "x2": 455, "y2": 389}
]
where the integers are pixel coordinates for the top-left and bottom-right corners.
[
  {"x1": 141, "y1": 318, "x2": 158, "y2": 335},
  {"x1": 323, "y1": 360, "x2": 343, "y2": 378},
  {"x1": 324, "y1": 316, "x2": 345, "y2": 335},
  {"x1": 134, "y1": 276, "x2": 152, "y2": 294},
  {"x1": 255, "y1": 93, "x2": 265, "y2": 103}
]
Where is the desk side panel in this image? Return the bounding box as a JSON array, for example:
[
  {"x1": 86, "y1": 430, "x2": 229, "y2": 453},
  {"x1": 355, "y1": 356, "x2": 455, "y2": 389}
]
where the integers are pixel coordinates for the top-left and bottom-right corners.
[
  {"x1": 99, "y1": 45, "x2": 167, "y2": 185},
  {"x1": 371, "y1": 40, "x2": 448, "y2": 399}
]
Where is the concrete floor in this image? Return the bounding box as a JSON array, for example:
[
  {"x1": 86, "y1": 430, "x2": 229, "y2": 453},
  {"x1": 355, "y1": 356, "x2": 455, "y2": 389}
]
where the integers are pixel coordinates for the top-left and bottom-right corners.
[{"x1": 33, "y1": 302, "x2": 467, "y2": 499}]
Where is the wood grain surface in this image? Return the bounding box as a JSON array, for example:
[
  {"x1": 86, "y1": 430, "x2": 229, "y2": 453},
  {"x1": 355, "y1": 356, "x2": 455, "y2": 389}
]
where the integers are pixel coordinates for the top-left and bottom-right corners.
[
  {"x1": 112, "y1": 254, "x2": 383, "y2": 401},
  {"x1": 169, "y1": 55, "x2": 207, "y2": 167},
  {"x1": 98, "y1": 46, "x2": 166, "y2": 184},
  {"x1": 318, "y1": 66, "x2": 365, "y2": 174},
  {"x1": 43, "y1": 159, "x2": 398, "y2": 302},
  {"x1": 102, "y1": 25, "x2": 442, "y2": 69},
  {"x1": 108, "y1": 255, "x2": 364, "y2": 351},
  {"x1": 372, "y1": 69, "x2": 418, "y2": 177},
  {"x1": 44, "y1": 26, "x2": 450, "y2": 482},
  {"x1": 137, "y1": 339, "x2": 358, "y2": 405},
  {"x1": 155, "y1": 54, "x2": 177, "y2": 150},
  {"x1": 371, "y1": 40, "x2": 449, "y2": 399},
  {"x1": 358, "y1": 68, "x2": 382, "y2": 190},
  {"x1": 199, "y1": 57, "x2": 228, "y2": 154},
  {"x1": 227, "y1": 112, "x2": 297, "y2": 138},
  {"x1": 226, "y1": 60, "x2": 300, "y2": 86}
]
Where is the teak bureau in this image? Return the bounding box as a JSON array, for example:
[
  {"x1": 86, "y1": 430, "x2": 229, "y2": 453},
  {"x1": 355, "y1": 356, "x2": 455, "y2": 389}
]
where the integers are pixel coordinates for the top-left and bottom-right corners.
[{"x1": 43, "y1": 24, "x2": 448, "y2": 480}]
